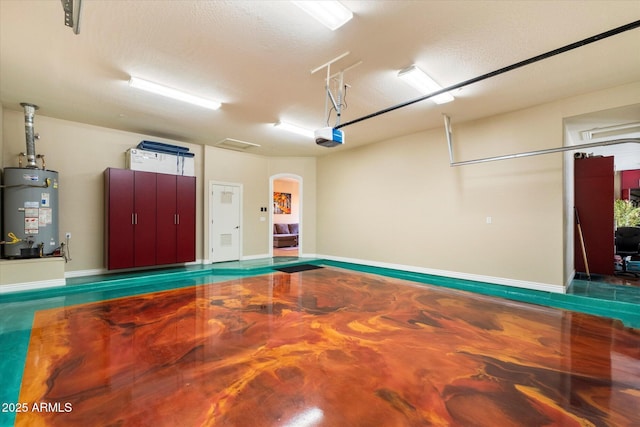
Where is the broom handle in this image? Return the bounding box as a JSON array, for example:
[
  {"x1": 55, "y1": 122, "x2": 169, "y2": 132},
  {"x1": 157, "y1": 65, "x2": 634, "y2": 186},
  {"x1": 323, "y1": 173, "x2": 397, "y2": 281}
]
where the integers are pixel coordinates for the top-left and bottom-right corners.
[{"x1": 575, "y1": 207, "x2": 591, "y2": 280}]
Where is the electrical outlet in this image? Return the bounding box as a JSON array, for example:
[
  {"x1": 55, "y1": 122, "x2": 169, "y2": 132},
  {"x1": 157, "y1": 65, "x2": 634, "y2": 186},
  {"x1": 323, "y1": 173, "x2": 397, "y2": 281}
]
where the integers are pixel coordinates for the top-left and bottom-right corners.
[{"x1": 65, "y1": 232, "x2": 71, "y2": 239}]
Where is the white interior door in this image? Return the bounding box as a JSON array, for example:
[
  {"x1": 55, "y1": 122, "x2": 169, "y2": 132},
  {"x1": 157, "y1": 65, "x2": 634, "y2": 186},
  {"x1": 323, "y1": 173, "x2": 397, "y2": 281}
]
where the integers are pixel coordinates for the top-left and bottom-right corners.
[{"x1": 210, "y1": 183, "x2": 241, "y2": 263}]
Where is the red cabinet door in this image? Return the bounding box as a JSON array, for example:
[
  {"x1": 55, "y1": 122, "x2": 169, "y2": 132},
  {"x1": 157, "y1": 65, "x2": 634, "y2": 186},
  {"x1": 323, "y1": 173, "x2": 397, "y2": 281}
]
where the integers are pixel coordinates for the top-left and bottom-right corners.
[
  {"x1": 176, "y1": 175, "x2": 196, "y2": 263},
  {"x1": 105, "y1": 168, "x2": 134, "y2": 269},
  {"x1": 156, "y1": 174, "x2": 177, "y2": 265},
  {"x1": 574, "y1": 156, "x2": 614, "y2": 275},
  {"x1": 133, "y1": 171, "x2": 157, "y2": 267}
]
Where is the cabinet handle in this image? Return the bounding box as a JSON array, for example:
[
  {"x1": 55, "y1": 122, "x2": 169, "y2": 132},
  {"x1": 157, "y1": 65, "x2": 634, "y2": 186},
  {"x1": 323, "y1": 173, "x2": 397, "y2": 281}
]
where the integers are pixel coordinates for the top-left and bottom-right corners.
[
  {"x1": 134, "y1": 213, "x2": 138, "y2": 225},
  {"x1": 132, "y1": 213, "x2": 135, "y2": 225},
  {"x1": 176, "y1": 214, "x2": 180, "y2": 225}
]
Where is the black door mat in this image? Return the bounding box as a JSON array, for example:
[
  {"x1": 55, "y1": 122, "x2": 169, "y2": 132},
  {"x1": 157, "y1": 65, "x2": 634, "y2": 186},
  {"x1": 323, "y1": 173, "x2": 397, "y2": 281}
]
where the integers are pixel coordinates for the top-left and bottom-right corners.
[{"x1": 275, "y1": 264, "x2": 324, "y2": 274}]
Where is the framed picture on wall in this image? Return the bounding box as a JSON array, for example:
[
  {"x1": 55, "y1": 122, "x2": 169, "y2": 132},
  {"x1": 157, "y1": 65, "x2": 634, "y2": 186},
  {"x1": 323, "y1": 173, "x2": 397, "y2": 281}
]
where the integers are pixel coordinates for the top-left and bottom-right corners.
[{"x1": 274, "y1": 192, "x2": 291, "y2": 214}]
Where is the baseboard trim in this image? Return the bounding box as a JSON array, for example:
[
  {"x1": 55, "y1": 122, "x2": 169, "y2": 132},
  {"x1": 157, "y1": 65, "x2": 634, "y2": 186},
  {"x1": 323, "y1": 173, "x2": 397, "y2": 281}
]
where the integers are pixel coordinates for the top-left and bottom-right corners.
[
  {"x1": 64, "y1": 260, "x2": 205, "y2": 279},
  {"x1": 241, "y1": 253, "x2": 271, "y2": 261},
  {"x1": 0, "y1": 278, "x2": 66, "y2": 294},
  {"x1": 317, "y1": 254, "x2": 565, "y2": 294},
  {"x1": 65, "y1": 268, "x2": 106, "y2": 278}
]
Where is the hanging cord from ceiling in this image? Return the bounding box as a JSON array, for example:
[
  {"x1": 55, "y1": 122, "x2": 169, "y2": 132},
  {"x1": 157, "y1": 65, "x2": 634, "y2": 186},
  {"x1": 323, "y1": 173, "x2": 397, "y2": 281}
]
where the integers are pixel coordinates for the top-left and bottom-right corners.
[
  {"x1": 326, "y1": 82, "x2": 349, "y2": 127},
  {"x1": 310, "y1": 52, "x2": 361, "y2": 129},
  {"x1": 335, "y1": 20, "x2": 640, "y2": 130}
]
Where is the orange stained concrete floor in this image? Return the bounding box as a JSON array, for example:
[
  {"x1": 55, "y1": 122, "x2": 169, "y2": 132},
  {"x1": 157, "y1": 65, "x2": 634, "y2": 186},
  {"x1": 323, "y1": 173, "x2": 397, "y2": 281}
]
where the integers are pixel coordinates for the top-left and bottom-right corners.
[{"x1": 13, "y1": 267, "x2": 640, "y2": 426}]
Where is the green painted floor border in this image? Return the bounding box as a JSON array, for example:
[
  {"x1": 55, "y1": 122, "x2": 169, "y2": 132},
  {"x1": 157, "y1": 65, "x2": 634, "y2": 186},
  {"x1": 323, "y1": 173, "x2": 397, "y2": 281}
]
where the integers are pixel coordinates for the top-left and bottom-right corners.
[
  {"x1": 2, "y1": 257, "x2": 637, "y2": 327},
  {"x1": 2, "y1": 268, "x2": 228, "y2": 304},
  {"x1": 318, "y1": 260, "x2": 640, "y2": 329},
  {"x1": 0, "y1": 258, "x2": 319, "y2": 304},
  {"x1": 1, "y1": 257, "x2": 638, "y2": 427}
]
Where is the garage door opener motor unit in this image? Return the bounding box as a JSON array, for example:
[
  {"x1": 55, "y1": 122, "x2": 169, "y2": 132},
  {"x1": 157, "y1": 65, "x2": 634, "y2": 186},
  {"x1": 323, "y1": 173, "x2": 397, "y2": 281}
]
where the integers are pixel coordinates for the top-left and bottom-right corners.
[{"x1": 312, "y1": 53, "x2": 358, "y2": 148}]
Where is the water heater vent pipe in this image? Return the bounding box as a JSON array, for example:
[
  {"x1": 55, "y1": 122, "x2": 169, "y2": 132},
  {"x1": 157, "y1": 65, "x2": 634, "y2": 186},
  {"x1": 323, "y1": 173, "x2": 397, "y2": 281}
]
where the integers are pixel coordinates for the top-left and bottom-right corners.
[{"x1": 20, "y1": 102, "x2": 40, "y2": 169}]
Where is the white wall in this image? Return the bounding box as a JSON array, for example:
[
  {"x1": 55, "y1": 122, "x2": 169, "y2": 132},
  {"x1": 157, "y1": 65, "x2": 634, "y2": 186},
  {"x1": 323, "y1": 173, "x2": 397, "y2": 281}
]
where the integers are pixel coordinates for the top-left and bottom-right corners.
[
  {"x1": 203, "y1": 148, "x2": 316, "y2": 260},
  {"x1": 203, "y1": 147, "x2": 269, "y2": 259},
  {"x1": 317, "y1": 82, "x2": 640, "y2": 291},
  {"x1": 317, "y1": 116, "x2": 563, "y2": 288},
  {"x1": 1, "y1": 82, "x2": 636, "y2": 287}
]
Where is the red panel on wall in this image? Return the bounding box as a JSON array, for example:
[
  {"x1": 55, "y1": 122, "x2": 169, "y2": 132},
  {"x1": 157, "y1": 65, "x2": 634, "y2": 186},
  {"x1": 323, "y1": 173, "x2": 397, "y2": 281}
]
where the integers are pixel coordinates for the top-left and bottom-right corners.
[
  {"x1": 574, "y1": 157, "x2": 614, "y2": 276},
  {"x1": 620, "y1": 169, "x2": 640, "y2": 200}
]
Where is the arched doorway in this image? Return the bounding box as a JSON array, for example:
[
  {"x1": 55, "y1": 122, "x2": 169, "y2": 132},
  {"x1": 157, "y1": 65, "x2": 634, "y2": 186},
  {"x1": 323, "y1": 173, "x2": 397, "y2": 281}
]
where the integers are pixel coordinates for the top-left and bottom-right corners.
[{"x1": 270, "y1": 174, "x2": 302, "y2": 258}]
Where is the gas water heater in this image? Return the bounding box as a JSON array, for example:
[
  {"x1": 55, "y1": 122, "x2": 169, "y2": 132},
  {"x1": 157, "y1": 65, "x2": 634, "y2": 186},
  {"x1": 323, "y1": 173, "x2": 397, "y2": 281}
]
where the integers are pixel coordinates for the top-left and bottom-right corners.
[{"x1": 2, "y1": 103, "x2": 60, "y2": 258}]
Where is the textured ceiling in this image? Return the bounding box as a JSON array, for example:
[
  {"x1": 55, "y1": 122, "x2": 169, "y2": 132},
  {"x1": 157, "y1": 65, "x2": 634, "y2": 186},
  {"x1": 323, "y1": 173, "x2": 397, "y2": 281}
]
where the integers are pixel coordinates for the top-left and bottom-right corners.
[{"x1": 1, "y1": 1, "x2": 639, "y2": 156}]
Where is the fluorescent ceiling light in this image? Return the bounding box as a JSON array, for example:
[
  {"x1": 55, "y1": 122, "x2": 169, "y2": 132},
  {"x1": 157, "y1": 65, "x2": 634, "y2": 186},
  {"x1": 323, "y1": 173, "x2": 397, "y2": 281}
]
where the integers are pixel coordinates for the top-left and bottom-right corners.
[
  {"x1": 397, "y1": 65, "x2": 454, "y2": 105},
  {"x1": 128, "y1": 76, "x2": 221, "y2": 110},
  {"x1": 292, "y1": 1, "x2": 353, "y2": 31},
  {"x1": 274, "y1": 121, "x2": 314, "y2": 138}
]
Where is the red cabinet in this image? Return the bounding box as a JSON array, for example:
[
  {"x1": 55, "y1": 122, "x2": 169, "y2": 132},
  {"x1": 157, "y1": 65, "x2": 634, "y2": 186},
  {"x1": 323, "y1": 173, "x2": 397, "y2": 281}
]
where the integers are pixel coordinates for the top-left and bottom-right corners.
[
  {"x1": 574, "y1": 156, "x2": 614, "y2": 276},
  {"x1": 155, "y1": 174, "x2": 196, "y2": 264},
  {"x1": 105, "y1": 168, "x2": 195, "y2": 270}
]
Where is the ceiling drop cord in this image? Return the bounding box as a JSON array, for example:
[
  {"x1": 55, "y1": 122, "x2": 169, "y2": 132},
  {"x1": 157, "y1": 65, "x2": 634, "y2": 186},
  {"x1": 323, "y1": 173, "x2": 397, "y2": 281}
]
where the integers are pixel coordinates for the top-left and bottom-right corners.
[{"x1": 335, "y1": 20, "x2": 640, "y2": 130}]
